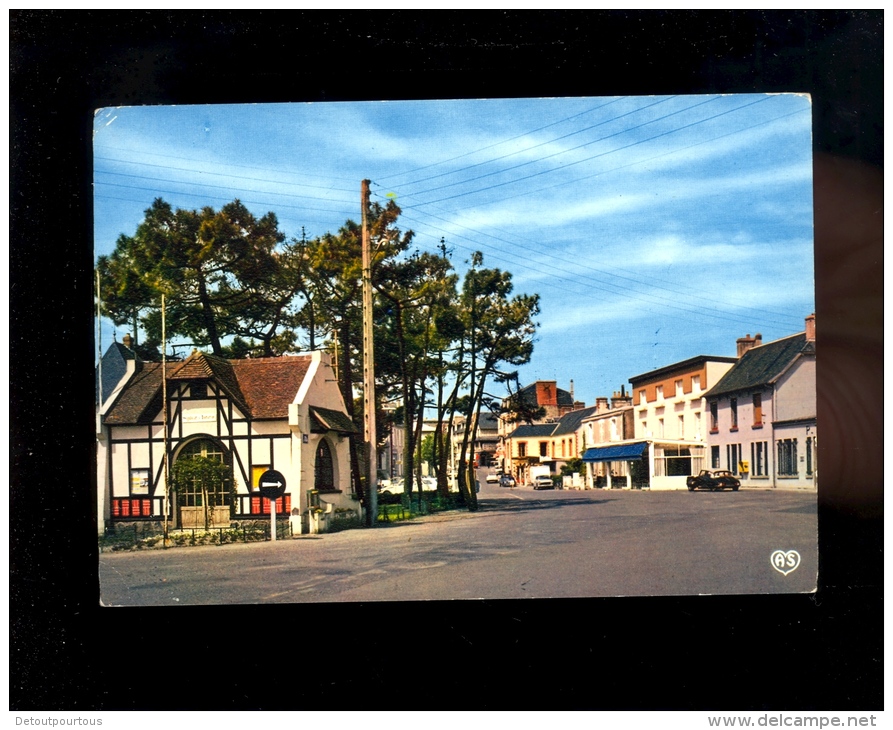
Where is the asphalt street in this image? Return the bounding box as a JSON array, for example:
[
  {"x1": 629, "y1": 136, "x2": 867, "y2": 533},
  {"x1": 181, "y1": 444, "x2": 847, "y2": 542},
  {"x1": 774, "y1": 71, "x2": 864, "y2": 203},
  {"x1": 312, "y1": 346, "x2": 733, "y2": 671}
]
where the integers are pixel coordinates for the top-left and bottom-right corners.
[{"x1": 98, "y1": 472, "x2": 818, "y2": 606}]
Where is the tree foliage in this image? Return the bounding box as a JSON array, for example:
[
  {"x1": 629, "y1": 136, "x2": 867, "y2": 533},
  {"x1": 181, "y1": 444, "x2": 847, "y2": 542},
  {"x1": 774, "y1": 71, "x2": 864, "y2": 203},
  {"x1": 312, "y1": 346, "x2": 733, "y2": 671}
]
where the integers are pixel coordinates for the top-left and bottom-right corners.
[
  {"x1": 98, "y1": 196, "x2": 541, "y2": 514},
  {"x1": 97, "y1": 198, "x2": 295, "y2": 356},
  {"x1": 454, "y1": 252, "x2": 541, "y2": 510}
]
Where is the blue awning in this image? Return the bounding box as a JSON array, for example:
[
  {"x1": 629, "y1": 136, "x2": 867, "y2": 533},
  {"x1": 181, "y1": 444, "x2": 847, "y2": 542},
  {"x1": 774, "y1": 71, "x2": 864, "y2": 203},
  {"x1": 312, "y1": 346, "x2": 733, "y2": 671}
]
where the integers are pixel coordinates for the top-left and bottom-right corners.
[{"x1": 582, "y1": 442, "x2": 647, "y2": 463}]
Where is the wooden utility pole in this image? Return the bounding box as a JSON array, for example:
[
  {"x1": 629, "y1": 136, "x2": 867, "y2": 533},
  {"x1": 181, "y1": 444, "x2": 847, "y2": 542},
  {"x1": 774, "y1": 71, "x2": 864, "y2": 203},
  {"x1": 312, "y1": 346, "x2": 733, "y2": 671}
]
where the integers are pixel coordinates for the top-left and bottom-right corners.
[{"x1": 361, "y1": 180, "x2": 378, "y2": 526}]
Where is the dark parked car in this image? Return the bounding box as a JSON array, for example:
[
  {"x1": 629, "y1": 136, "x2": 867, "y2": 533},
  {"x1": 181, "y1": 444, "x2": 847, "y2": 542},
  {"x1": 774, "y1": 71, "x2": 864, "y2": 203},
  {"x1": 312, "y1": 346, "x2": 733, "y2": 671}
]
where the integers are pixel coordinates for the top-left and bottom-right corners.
[
  {"x1": 499, "y1": 474, "x2": 516, "y2": 488},
  {"x1": 686, "y1": 470, "x2": 740, "y2": 491}
]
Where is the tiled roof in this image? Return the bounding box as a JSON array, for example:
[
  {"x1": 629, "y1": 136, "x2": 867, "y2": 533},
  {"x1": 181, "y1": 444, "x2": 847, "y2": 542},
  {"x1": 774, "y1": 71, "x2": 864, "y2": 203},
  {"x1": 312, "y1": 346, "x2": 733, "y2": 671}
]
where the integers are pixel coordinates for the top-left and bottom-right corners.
[
  {"x1": 229, "y1": 356, "x2": 312, "y2": 420},
  {"x1": 310, "y1": 406, "x2": 358, "y2": 434},
  {"x1": 104, "y1": 352, "x2": 318, "y2": 424},
  {"x1": 512, "y1": 382, "x2": 575, "y2": 408},
  {"x1": 551, "y1": 405, "x2": 599, "y2": 435},
  {"x1": 704, "y1": 333, "x2": 810, "y2": 399},
  {"x1": 507, "y1": 423, "x2": 558, "y2": 439},
  {"x1": 104, "y1": 362, "x2": 164, "y2": 425},
  {"x1": 170, "y1": 352, "x2": 249, "y2": 414}
]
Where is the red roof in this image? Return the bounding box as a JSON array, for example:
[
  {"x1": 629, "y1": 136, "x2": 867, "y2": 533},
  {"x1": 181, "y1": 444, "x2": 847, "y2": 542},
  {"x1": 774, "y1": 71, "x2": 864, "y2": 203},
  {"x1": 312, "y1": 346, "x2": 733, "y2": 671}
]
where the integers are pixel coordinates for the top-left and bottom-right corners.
[
  {"x1": 104, "y1": 352, "x2": 315, "y2": 424},
  {"x1": 230, "y1": 357, "x2": 312, "y2": 419}
]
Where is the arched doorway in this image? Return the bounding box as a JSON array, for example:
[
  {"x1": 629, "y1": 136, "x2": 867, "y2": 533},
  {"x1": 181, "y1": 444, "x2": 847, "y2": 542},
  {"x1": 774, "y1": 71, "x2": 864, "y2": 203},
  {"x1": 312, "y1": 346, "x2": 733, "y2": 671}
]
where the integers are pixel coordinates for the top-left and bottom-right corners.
[
  {"x1": 314, "y1": 439, "x2": 335, "y2": 491},
  {"x1": 173, "y1": 437, "x2": 233, "y2": 529}
]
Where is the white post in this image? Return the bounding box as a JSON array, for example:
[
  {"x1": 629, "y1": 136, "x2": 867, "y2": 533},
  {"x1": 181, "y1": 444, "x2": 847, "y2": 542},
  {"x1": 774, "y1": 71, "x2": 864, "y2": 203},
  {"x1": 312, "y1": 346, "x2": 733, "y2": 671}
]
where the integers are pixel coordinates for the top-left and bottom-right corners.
[{"x1": 270, "y1": 498, "x2": 276, "y2": 542}]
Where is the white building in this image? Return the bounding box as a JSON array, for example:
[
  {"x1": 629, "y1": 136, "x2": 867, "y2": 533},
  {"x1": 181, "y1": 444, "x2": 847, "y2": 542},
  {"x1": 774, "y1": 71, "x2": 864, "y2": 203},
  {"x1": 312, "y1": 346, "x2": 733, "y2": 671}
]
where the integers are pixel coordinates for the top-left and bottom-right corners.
[
  {"x1": 704, "y1": 315, "x2": 817, "y2": 489},
  {"x1": 96, "y1": 341, "x2": 359, "y2": 535},
  {"x1": 620, "y1": 354, "x2": 737, "y2": 489}
]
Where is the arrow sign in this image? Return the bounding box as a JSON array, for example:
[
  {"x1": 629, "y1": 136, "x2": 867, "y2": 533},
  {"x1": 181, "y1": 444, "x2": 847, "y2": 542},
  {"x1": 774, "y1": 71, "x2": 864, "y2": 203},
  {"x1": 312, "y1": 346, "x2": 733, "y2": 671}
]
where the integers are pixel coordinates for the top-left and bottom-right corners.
[{"x1": 258, "y1": 469, "x2": 287, "y2": 500}]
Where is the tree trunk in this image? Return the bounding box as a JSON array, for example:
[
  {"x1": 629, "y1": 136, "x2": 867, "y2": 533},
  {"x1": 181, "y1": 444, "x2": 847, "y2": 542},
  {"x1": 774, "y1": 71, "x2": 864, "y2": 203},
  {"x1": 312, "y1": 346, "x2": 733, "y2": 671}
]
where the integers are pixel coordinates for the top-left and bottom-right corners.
[{"x1": 197, "y1": 274, "x2": 223, "y2": 355}]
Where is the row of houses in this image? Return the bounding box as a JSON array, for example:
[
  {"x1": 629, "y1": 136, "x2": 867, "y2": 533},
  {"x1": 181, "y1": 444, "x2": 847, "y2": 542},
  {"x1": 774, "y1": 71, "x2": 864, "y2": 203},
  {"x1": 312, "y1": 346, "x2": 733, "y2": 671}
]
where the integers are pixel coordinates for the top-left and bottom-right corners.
[
  {"x1": 95, "y1": 314, "x2": 817, "y2": 534},
  {"x1": 497, "y1": 315, "x2": 817, "y2": 491}
]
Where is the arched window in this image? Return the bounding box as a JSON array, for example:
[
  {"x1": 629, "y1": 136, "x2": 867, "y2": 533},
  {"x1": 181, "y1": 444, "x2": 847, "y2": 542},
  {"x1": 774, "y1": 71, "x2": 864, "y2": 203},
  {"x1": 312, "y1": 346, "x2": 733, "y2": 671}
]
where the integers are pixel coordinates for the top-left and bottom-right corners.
[{"x1": 315, "y1": 439, "x2": 335, "y2": 491}]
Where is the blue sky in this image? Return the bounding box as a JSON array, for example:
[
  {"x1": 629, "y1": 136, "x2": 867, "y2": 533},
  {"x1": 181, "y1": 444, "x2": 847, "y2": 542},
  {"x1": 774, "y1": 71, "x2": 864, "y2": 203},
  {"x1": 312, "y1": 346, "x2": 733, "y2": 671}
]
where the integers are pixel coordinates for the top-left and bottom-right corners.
[{"x1": 93, "y1": 94, "x2": 814, "y2": 407}]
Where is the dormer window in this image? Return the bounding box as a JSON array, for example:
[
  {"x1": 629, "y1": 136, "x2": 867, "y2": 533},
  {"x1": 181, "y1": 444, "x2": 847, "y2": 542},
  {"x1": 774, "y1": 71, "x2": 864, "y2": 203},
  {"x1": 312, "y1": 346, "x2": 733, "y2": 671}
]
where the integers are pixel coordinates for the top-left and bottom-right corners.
[{"x1": 190, "y1": 382, "x2": 207, "y2": 399}]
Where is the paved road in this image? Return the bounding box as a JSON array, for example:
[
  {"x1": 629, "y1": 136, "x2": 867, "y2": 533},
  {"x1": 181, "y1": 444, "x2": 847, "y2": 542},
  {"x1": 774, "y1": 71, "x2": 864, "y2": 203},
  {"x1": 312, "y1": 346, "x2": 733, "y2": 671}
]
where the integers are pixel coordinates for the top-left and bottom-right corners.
[{"x1": 99, "y1": 476, "x2": 817, "y2": 606}]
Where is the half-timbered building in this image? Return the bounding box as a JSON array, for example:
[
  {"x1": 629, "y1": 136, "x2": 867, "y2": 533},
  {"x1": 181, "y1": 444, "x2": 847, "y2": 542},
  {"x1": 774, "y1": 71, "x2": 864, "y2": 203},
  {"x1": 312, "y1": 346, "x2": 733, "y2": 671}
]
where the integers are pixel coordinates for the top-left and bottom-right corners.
[{"x1": 96, "y1": 342, "x2": 358, "y2": 535}]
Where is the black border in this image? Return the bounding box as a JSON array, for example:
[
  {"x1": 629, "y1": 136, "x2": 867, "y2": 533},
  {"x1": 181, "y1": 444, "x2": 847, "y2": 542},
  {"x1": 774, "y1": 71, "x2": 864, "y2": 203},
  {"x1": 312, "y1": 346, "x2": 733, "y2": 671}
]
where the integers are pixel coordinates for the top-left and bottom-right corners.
[{"x1": 11, "y1": 11, "x2": 882, "y2": 710}]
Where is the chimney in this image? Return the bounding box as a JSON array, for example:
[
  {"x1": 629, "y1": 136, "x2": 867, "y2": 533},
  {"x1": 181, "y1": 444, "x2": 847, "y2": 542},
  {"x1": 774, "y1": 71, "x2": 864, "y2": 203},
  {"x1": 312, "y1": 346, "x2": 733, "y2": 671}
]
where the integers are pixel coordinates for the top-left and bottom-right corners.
[
  {"x1": 122, "y1": 333, "x2": 134, "y2": 350},
  {"x1": 805, "y1": 313, "x2": 815, "y2": 342},
  {"x1": 535, "y1": 380, "x2": 558, "y2": 407},
  {"x1": 736, "y1": 333, "x2": 759, "y2": 357},
  {"x1": 596, "y1": 396, "x2": 609, "y2": 414},
  {"x1": 611, "y1": 389, "x2": 632, "y2": 409}
]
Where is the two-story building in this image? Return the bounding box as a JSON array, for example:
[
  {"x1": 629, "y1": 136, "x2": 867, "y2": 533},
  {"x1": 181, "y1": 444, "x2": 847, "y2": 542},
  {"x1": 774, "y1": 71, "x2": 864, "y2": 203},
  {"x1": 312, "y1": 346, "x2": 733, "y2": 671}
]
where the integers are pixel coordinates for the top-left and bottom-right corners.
[
  {"x1": 504, "y1": 393, "x2": 631, "y2": 487},
  {"x1": 579, "y1": 391, "x2": 636, "y2": 488},
  {"x1": 704, "y1": 315, "x2": 817, "y2": 489},
  {"x1": 497, "y1": 380, "x2": 584, "y2": 473},
  {"x1": 601, "y1": 354, "x2": 738, "y2": 489},
  {"x1": 503, "y1": 423, "x2": 559, "y2": 485},
  {"x1": 96, "y1": 340, "x2": 358, "y2": 535}
]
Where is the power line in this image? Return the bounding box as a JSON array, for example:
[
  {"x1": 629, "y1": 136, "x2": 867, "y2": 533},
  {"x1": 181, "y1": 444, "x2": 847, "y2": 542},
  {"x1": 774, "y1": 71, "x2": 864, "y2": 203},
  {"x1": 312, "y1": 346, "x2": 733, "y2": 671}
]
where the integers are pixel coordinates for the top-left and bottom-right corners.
[
  {"x1": 94, "y1": 169, "x2": 355, "y2": 205},
  {"x1": 93, "y1": 97, "x2": 810, "y2": 334},
  {"x1": 392, "y1": 207, "x2": 806, "y2": 333},
  {"x1": 422, "y1": 103, "x2": 810, "y2": 217},
  {"x1": 94, "y1": 103, "x2": 807, "y2": 329},
  {"x1": 402, "y1": 96, "x2": 773, "y2": 209},
  {"x1": 94, "y1": 146, "x2": 359, "y2": 186},
  {"x1": 375, "y1": 97, "x2": 625, "y2": 183},
  {"x1": 93, "y1": 183, "x2": 356, "y2": 218},
  {"x1": 388, "y1": 199, "x2": 803, "y2": 329},
  {"x1": 366, "y1": 102, "x2": 807, "y2": 327},
  {"x1": 392, "y1": 96, "x2": 661, "y2": 189},
  {"x1": 398, "y1": 96, "x2": 689, "y2": 197}
]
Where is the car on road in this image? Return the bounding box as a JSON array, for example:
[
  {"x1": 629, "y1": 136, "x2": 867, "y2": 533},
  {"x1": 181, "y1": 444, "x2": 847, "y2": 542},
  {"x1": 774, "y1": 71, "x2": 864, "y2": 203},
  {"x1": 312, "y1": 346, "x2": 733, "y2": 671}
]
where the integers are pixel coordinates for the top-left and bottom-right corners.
[
  {"x1": 485, "y1": 472, "x2": 501, "y2": 484},
  {"x1": 533, "y1": 474, "x2": 555, "y2": 490},
  {"x1": 686, "y1": 469, "x2": 740, "y2": 491},
  {"x1": 499, "y1": 474, "x2": 516, "y2": 488}
]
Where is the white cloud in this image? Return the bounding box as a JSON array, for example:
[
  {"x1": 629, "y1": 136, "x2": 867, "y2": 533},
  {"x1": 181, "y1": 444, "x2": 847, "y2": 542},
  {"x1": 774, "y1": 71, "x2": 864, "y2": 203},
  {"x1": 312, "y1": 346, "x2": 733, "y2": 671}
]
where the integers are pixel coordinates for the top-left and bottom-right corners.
[{"x1": 536, "y1": 299, "x2": 651, "y2": 335}]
